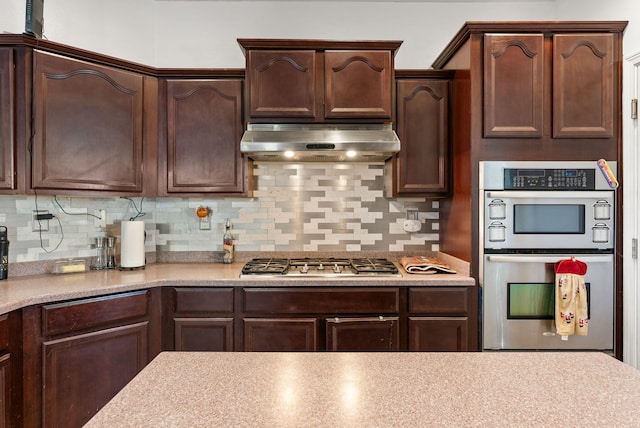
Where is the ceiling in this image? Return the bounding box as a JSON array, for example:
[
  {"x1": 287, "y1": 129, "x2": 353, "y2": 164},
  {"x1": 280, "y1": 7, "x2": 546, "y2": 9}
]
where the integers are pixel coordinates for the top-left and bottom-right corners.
[{"x1": 152, "y1": 0, "x2": 555, "y2": 2}]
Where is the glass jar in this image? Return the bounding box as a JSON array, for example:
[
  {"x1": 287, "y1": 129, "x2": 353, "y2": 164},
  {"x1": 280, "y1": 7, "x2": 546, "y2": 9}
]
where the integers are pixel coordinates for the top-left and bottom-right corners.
[{"x1": 94, "y1": 237, "x2": 106, "y2": 270}]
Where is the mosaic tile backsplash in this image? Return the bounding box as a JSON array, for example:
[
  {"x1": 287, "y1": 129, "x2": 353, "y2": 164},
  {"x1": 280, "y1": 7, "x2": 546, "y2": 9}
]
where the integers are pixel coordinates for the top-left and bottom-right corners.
[{"x1": 0, "y1": 163, "x2": 439, "y2": 263}]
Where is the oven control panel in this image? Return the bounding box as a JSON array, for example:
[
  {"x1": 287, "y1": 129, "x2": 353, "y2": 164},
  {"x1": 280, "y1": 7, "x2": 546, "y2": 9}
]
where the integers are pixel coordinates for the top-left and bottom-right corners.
[{"x1": 504, "y1": 168, "x2": 596, "y2": 190}]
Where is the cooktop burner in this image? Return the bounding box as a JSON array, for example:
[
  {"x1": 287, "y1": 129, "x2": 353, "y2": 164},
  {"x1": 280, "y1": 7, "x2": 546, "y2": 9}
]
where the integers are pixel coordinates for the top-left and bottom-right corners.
[
  {"x1": 240, "y1": 257, "x2": 401, "y2": 278},
  {"x1": 240, "y1": 258, "x2": 289, "y2": 275}
]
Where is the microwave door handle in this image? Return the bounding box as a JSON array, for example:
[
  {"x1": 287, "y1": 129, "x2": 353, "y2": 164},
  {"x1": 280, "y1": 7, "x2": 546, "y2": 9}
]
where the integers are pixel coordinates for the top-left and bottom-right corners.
[
  {"x1": 485, "y1": 191, "x2": 612, "y2": 199},
  {"x1": 487, "y1": 255, "x2": 614, "y2": 263}
]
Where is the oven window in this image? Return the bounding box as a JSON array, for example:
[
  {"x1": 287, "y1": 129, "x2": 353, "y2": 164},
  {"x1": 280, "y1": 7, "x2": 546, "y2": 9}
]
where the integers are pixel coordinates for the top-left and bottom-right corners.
[
  {"x1": 507, "y1": 283, "x2": 555, "y2": 319},
  {"x1": 507, "y1": 282, "x2": 590, "y2": 319},
  {"x1": 513, "y1": 204, "x2": 585, "y2": 234}
]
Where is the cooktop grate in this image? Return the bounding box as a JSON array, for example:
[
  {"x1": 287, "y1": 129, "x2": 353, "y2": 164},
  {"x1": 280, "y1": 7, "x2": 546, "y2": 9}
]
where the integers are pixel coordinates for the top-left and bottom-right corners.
[
  {"x1": 240, "y1": 258, "x2": 289, "y2": 275},
  {"x1": 350, "y1": 258, "x2": 399, "y2": 274},
  {"x1": 240, "y1": 257, "x2": 400, "y2": 277}
]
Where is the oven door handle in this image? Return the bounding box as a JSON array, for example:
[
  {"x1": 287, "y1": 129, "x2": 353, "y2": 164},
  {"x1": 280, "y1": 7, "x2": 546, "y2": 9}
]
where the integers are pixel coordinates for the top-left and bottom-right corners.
[
  {"x1": 485, "y1": 191, "x2": 612, "y2": 199},
  {"x1": 486, "y1": 255, "x2": 614, "y2": 263}
]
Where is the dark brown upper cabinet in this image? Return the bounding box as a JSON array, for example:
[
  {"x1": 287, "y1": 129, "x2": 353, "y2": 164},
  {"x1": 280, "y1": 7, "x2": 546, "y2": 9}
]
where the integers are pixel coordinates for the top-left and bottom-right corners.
[
  {"x1": 483, "y1": 31, "x2": 617, "y2": 141},
  {"x1": 246, "y1": 50, "x2": 317, "y2": 119},
  {"x1": 483, "y1": 34, "x2": 544, "y2": 138},
  {"x1": 31, "y1": 50, "x2": 157, "y2": 195},
  {"x1": 0, "y1": 45, "x2": 28, "y2": 194},
  {"x1": 160, "y1": 78, "x2": 247, "y2": 195},
  {"x1": 324, "y1": 50, "x2": 393, "y2": 119},
  {"x1": 239, "y1": 39, "x2": 401, "y2": 123},
  {"x1": 386, "y1": 73, "x2": 451, "y2": 197},
  {"x1": 0, "y1": 48, "x2": 16, "y2": 191},
  {"x1": 553, "y1": 33, "x2": 614, "y2": 138}
]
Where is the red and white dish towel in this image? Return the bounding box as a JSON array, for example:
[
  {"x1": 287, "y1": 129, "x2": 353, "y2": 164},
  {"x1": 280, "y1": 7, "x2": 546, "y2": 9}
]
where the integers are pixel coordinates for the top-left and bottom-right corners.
[{"x1": 555, "y1": 257, "x2": 589, "y2": 338}]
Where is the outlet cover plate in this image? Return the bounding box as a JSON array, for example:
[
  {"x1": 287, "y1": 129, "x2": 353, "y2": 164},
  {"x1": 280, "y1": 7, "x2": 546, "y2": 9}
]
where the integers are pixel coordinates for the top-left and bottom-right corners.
[
  {"x1": 33, "y1": 210, "x2": 49, "y2": 232},
  {"x1": 200, "y1": 216, "x2": 211, "y2": 230},
  {"x1": 94, "y1": 209, "x2": 106, "y2": 228},
  {"x1": 403, "y1": 219, "x2": 422, "y2": 233}
]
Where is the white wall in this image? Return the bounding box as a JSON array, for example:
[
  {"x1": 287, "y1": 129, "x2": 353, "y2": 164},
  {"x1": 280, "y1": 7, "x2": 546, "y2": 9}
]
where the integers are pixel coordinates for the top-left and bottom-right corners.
[
  {"x1": 24, "y1": 0, "x2": 557, "y2": 69},
  {"x1": 554, "y1": 0, "x2": 638, "y2": 54},
  {"x1": 148, "y1": 1, "x2": 558, "y2": 69},
  {"x1": 3, "y1": 1, "x2": 635, "y2": 66},
  {"x1": 0, "y1": 0, "x2": 27, "y2": 34}
]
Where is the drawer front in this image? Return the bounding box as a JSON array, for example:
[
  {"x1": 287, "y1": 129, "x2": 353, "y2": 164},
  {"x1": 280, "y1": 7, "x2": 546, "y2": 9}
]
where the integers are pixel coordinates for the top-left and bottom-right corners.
[
  {"x1": 243, "y1": 318, "x2": 318, "y2": 351},
  {"x1": 42, "y1": 290, "x2": 149, "y2": 336},
  {"x1": 408, "y1": 287, "x2": 469, "y2": 315},
  {"x1": 174, "y1": 288, "x2": 234, "y2": 314},
  {"x1": 244, "y1": 288, "x2": 399, "y2": 314},
  {"x1": 0, "y1": 314, "x2": 8, "y2": 351}
]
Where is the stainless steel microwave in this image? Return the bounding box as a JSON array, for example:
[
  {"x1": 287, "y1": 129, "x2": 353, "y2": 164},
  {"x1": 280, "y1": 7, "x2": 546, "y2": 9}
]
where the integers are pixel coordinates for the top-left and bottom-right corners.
[{"x1": 480, "y1": 161, "x2": 616, "y2": 251}]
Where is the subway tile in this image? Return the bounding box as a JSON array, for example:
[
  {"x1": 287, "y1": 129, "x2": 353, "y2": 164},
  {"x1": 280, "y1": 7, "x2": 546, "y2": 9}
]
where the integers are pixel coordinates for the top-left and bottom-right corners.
[{"x1": 2, "y1": 163, "x2": 439, "y2": 262}]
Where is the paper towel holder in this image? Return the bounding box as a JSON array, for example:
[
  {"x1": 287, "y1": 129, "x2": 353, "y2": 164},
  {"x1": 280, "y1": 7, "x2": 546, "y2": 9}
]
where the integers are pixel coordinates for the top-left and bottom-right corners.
[{"x1": 119, "y1": 220, "x2": 146, "y2": 270}]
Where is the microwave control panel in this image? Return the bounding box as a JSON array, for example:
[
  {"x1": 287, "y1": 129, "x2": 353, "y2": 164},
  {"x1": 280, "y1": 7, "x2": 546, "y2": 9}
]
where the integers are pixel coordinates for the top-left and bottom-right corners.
[{"x1": 504, "y1": 168, "x2": 596, "y2": 190}]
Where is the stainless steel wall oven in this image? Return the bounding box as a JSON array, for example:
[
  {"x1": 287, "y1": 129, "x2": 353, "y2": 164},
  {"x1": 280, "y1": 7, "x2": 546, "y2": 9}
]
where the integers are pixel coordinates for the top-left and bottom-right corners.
[{"x1": 480, "y1": 161, "x2": 616, "y2": 351}]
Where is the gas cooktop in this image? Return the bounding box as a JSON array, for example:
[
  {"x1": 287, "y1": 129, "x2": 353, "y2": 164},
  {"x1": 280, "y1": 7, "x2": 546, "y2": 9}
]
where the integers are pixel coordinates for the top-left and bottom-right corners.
[{"x1": 239, "y1": 257, "x2": 401, "y2": 278}]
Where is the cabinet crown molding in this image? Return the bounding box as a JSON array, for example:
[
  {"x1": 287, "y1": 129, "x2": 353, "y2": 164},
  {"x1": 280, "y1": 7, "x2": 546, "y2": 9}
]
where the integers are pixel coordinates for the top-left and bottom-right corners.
[
  {"x1": 432, "y1": 20, "x2": 628, "y2": 70},
  {"x1": 237, "y1": 38, "x2": 403, "y2": 56}
]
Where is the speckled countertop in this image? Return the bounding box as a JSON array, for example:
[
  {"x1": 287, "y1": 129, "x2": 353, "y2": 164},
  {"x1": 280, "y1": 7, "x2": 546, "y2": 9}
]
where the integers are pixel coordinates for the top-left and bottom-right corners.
[
  {"x1": 0, "y1": 258, "x2": 474, "y2": 315},
  {"x1": 86, "y1": 351, "x2": 640, "y2": 427}
]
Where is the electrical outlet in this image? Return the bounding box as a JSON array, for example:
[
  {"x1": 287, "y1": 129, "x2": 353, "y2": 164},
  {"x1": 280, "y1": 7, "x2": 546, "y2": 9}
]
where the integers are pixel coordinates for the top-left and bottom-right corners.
[
  {"x1": 32, "y1": 210, "x2": 50, "y2": 232},
  {"x1": 94, "y1": 209, "x2": 106, "y2": 228},
  {"x1": 403, "y1": 219, "x2": 422, "y2": 233},
  {"x1": 199, "y1": 216, "x2": 211, "y2": 230},
  {"x1": 403, "y1": 208, "x2": 421, "y2": 233}
]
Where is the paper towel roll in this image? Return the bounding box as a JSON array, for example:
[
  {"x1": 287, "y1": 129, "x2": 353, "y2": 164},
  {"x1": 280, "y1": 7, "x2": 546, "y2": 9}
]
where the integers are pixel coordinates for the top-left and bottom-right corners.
[{"x1": 120, "y1": 221, "x2": 145, "y2": 269}]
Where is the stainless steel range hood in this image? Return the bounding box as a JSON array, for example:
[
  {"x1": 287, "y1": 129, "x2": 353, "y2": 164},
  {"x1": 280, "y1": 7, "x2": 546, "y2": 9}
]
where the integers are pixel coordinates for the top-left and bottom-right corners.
[{"x1": 240, "y1": 123, "x2": 400, "y2": 162}]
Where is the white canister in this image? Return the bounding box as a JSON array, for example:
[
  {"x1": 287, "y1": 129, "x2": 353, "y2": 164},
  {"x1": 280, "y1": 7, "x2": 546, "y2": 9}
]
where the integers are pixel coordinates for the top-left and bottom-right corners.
[{"x1": 120, "y1": 221, "x2": 146, "y2": 269}]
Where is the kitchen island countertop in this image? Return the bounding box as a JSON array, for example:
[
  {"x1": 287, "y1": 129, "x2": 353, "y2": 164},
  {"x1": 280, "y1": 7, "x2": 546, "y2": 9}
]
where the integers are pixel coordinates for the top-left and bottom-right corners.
[
  {"x1": 0, "y1": 262, "x2": 474, "y2": 315},
  {"x1": 86, "y1": 351, "x2": 640, "y2": 427}
]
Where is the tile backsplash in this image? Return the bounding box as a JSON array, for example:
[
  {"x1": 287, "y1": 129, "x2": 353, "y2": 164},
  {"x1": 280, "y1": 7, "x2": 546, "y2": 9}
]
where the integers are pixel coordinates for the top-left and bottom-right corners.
[{"x1": 0, "y1": 162, "x2": 439, "y2": 263}]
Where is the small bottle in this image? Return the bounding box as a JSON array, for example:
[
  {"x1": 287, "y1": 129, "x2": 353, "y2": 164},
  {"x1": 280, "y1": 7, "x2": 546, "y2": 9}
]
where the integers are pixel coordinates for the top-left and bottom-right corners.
[
  {"x1": 223, "y1": 219, "x2": 234, "y2": 264},
  {"x1": 106, "y1": 236, "x2": 116, "y2": 269}
]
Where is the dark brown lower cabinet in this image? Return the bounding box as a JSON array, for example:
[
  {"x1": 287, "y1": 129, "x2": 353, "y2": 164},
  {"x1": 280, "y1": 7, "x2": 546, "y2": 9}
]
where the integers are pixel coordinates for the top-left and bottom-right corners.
[
  {"x1": 42, "y1": 323, "x2": 148, "y2": 427},
  {"x1": 326, "y1": 317, "x2": 400, "y2": 351},
  {"x1": 408, "y1": 287, "x2": 476, "y2": 351},
  {"x1": 0, "y1": 314, "x2": 10, "y2": 428},
  {"x1": 12, "y1": 283, "x2": 475, "y2": 425},
  {"x1": 165, "y1": 287, "x2": 235, "y2": 352},
  {"x1": 0, "y1": 311, "x2": 22, "y2": 428},
  {"x1": 408, "y1": 317, "x2": 469, "y2": 351},
  {"x1": 0, "y1": 353, "x2": 8, "y2": 428},
  {"x1": 241, "y1": 287, "x2": 401, "y2": 351},
  {"x1": 244, "y1": 318, "x2": 318, "y2": 351},
  {"x1": 174, "y1": 318, "x2": 234, "y2": 351},
  {"x1": 21, "y1": 289, "x2": 160, "y2": 428}
]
